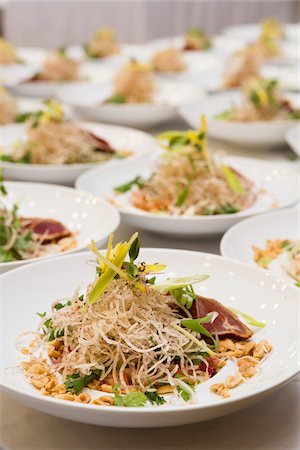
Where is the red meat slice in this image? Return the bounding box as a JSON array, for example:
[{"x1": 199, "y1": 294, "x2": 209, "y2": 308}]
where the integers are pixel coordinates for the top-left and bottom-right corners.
[{"x1": 190, "y1": 295, "x2": 253, "y2": 340}]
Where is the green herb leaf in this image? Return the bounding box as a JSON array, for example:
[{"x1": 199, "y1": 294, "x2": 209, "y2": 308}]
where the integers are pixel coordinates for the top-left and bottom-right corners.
[
  {"x1": 215, "y1": 110, "x2": 233, "y2": 120},
  {"x1": 106, "y1": 93, "x2": 127, "y2": 104},
  {"x1": 113, "y1": 385, "x2": 148, "y2": 407},
  {"x1": 176, "y1": 186, "x2": 189, "y2": 207},
  {"x1": 145, "y1": 390, "x2": 166, "y2": 406},
  {"x1": 54, "y1": 300, "x2": 71, "y2": 310},
  {"x1": 124, "y1": 261, "x2": 139, "y2": 277},
  {"x1": 65, "y1": 370, "x2": 101, "y2": 394},
  {"x1": 203, "y1": 203, "x2": 240, "y2": 215},
  {"x1": 114, "y1": 176, "x2": 145, "y2": 193},
  {"x1": 129, "y1": 237, "x2": 140, "y2": 262}
]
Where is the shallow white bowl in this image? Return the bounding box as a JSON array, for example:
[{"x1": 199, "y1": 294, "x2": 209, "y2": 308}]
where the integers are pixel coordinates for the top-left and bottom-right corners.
[
  {"x1": 0, "y1": 122, "x2": 156, "y2": 185},
  {"x1": 220, "y1": 208, "x2": 300, "y2": 285},
  {"x1": 76, "y1": 155, "x2": 300, "y2": 237},
  {"x1": 0, "y1": 248, "x2": 298, "y2": 427},
  {"x1": 179, "y1": 91, "x2": 300, "y2": 147},
  {"x1": 0, "y1": 181, "x2": 120, "y2": 273},
  {"x1": 5, "y1": 63, "x2": 113, "y2": 99},
  {"x1": 286, "y1": 124, "x2": 300, "y2": 156},
  {"x1": 56, "y1": 80, "x2": 204, "y2": 128}
]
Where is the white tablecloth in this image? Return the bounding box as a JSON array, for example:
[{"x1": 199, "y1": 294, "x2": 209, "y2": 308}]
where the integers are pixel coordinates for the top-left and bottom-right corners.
[{"x1": 0, "y1": 118, "x2": 299, "y2": 450}]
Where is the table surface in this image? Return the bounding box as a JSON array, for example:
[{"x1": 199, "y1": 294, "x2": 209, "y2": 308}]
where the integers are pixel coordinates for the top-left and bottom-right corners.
[{"x1": 1, "y1": 118, "x2": 300, "y2": 450}]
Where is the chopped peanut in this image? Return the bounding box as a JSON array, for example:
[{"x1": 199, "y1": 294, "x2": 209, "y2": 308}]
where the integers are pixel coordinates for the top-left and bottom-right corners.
[
  {"x1": 225, "y1": 373, "x2": 243, "y2": 389},
  {"x1": 92, "y1": 395, "x2": 114, "y2": 406},
  {"x1": 47, "y1": 348, "x2": 61, "y2": 359},
  {"x1": 54, "y1": 393, "x2": 75, "y2": 401},
  {"x1": 76, "y1": 393, "x2": 91, "y2": 403},
  {"x1": 210, "y1": 383, "x2": 230, "y2": 398},
  {"x1": 218, "y1": 339, "x2": 235, "y2": 353},
  {"x1": 157, "y1": 385, "x2": 175, "y2": 395},
  {"x1": 243, "y1": 341, "x2": 256, "y2": 356},
  {"x1": 238, "y1": 356, "x2": 259, "y2": 378},
  {"x1": 101, "y1": 384, "x2": 114, "y2": 393}
]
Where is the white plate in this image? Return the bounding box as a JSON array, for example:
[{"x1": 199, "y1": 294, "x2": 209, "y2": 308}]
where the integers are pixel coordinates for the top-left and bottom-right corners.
[
  {"x1": 220, "y1": 208, "x2": 300, "y2": 285},
  {"x1": 286, "y1": 124, "x2": 300, "y2": 156},
  {"x1": 0, "y1": 64, "x2": 38, "y2": 86},
  {"x1": 0, "y1": 122, "x2": 156, "y2": 185},
  {"x1": 75, "y1": 155, "x2": 300, "y2": 236},
  {"x1": 179, "y1": 91, "x2": 300, "y2": 147},
  {"x1": 0, "y1": 248, "x2": 298, "y2": 427},
  {"x1": 223, "y1": 23, "x2": 300, "y2": 43},
  {"x1": 56, "y1": 80, "x2": 204, "y2": 128},
  {"x1": 5, "y1": 63, "x2": 113, "y2": 99},
  {"x1": 0, "y1": 181, "x2": 120, "y2": 273}
]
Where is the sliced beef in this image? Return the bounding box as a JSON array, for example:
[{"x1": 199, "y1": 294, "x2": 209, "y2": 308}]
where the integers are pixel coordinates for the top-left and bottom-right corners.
[
  {"x1": 86, "y1": 131, "x2": 116, "y2": 154},
  {"x1": 21, "y1": 218, "x2": 71, "y2": 243},
  {"x1": 190, "y1": 295, "x2": 253, "y2": 340}
]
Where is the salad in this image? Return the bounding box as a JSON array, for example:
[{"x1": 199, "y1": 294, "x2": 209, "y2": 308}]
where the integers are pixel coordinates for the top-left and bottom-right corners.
[
  {"x1": 106, "y1": 60, "x2": 155, "y2": 104},
  {"x1": 151, "y1": 48, "x2": 186, "y2": 74},
  {"x1": 183, "y1": 28, "x2": 212, "y2": 51},
  {"x1": 216, "y1": 78, "x2": 300, "y2": 122},
  {"x1": 114, "y1": 117, "x2": 256, "y2": 216},
  {"x1": 253, "y1": 239, "x2": 300, "y2": 287},
  {"x1": 0, "y1": 178, "x2": 76, "y2": 263},
  {"x1": 84, "y1": 28, "x2": 120, "y2": 59},
  {"x1": 0, "y1": 100, "x2": 130, "y2": 165},
  {"x1": 19, "y1": 233, "x2": 271, "y2": 407},
  {"x1": 26, "y1": 49, "x2": 80, "y2": 82}
]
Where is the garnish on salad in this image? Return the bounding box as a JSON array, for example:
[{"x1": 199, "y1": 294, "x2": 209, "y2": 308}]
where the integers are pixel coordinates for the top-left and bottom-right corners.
[
  {"x1": 114, "y1": 116, "x2": 256, "y2": 215},
  {"x1": 216, "y1": 78, "x2": 300, "y2": 122},
  {"x1": 183, "y1": 28, "x2": 212, "y2": 51},
  {"x1": 19, "y1": 233, "x2": 272, "y2": 406},
  {"x1": 106, "y1": 60, "x2": 155, "y2": 104},
  {"x1": 0, "y1": 100, "x2": 130, "y2": 164},
  {"x1": 0, "y1": 177, "x2": 77, "y2": 262},
  {"x1": 84, "y1": 28, "x2": 120, "y2": 59}
]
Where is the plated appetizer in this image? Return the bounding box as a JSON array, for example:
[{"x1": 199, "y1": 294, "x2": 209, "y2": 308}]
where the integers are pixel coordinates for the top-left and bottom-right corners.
[
  {"x1": 0, "y1": 178, "x2": 76, "y2": 263},
  {"x1": 84, "y1": 28, "x2": 120, "y2": 59},
  {"x1": 114, "y1": 117, "x2": 256, "y2": 216},
  {"x1": 0, "y1": 100, "x2": 125, "y2": 165},
  {"x1": 18, "y1": 233, "x2": 271, "y2": 407},
  {"x1": 216, "y1": 77, "x2": 300, "y2": 122},
  {"x1": 152, "y1": 48, "x2": 186, "y2": 74},
  {"x1": 220, "y1": 208, "x2": 300, "y2": 289},
  {"x1": 183, "y1": 28, "x2": 212, "y2": 51},
  {"x1": 26, "y1": 49, "x2": 80, "y2": 82},
  {"x1": 106, "y1": 60, "x2": 155, "y2": 104}
]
